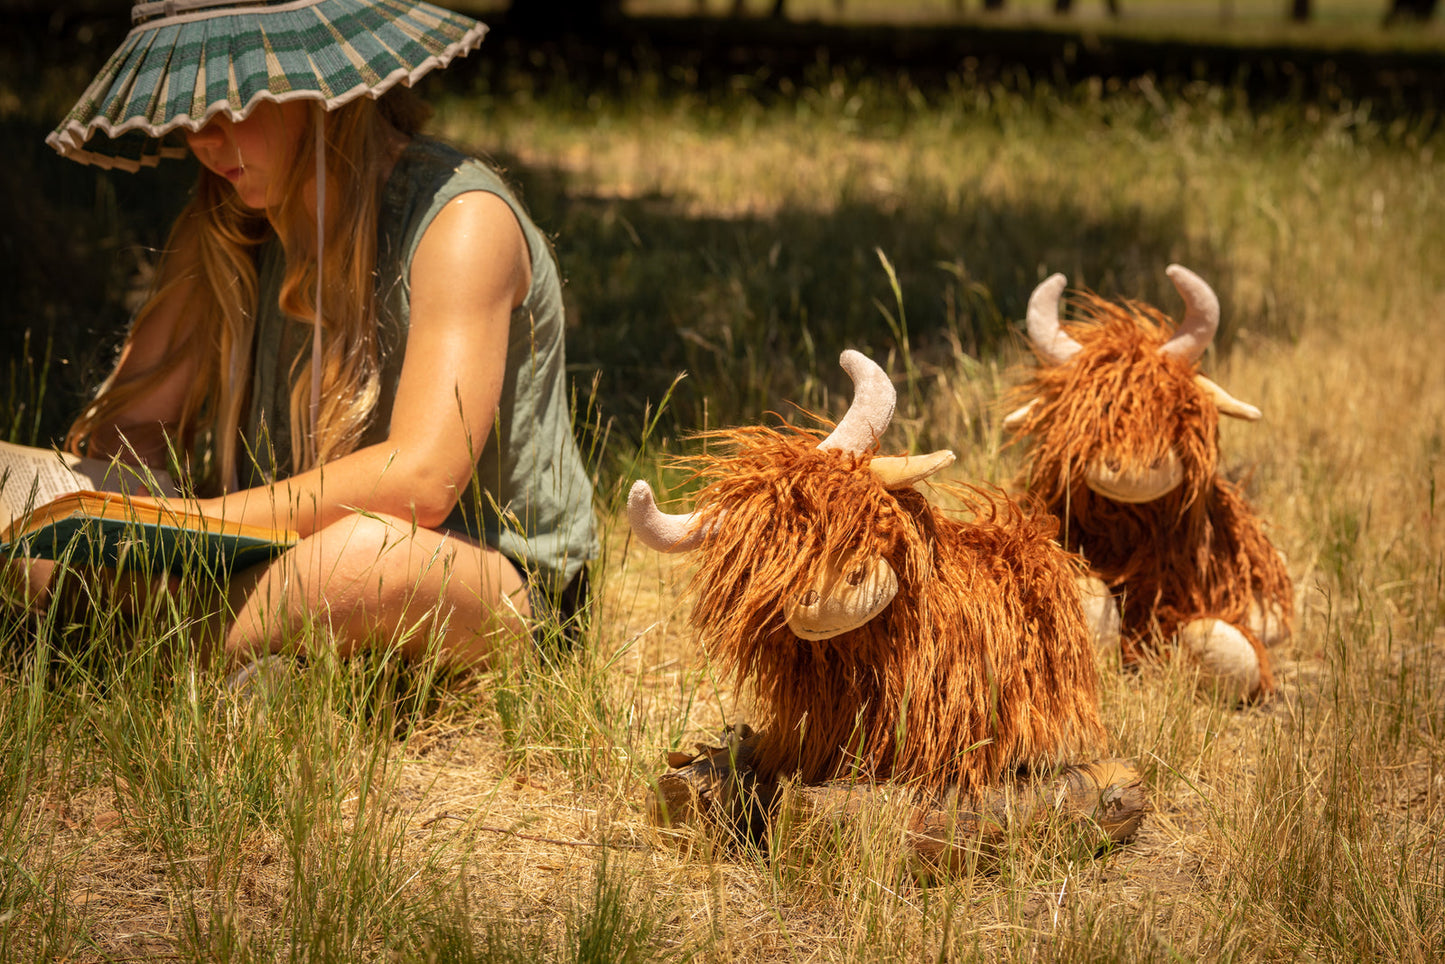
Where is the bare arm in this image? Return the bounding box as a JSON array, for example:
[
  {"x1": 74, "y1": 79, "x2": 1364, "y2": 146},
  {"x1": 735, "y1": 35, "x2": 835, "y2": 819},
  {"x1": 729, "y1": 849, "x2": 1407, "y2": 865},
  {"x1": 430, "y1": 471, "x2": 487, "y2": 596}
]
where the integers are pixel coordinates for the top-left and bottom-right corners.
[{"x1": 194, "y1": 190, "x2": 529, "y2": 536}]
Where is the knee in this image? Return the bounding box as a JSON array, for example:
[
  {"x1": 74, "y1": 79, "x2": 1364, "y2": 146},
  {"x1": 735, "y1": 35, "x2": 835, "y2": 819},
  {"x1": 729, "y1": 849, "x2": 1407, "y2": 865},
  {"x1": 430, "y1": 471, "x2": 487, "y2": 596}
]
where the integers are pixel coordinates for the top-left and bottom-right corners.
[
  {"x1": 223, "y1": 513, "x2": 436, "y2": 659},
  {"x1": 297, "y1": 512, "x2": 447, "y2": 605},
  {"x1": 307, "y1": 512, "x2": 419, "y2": 572}
]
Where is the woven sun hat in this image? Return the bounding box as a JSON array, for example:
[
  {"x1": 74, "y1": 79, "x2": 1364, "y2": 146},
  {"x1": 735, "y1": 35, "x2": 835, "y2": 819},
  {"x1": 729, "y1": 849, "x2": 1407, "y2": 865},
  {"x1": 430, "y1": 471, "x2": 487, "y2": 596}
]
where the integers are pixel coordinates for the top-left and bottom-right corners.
[{"x1": 47, "y1": 0, "x2": 487, "y2": 172}]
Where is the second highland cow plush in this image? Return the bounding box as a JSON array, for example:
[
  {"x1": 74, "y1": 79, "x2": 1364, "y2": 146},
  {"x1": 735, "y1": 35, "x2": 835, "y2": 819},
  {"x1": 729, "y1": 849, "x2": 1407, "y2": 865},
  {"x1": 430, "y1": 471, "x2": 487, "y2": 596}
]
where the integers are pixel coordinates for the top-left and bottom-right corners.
[{"x1": 1005, "y1": 265, "x2": 1293, "y2": 701}]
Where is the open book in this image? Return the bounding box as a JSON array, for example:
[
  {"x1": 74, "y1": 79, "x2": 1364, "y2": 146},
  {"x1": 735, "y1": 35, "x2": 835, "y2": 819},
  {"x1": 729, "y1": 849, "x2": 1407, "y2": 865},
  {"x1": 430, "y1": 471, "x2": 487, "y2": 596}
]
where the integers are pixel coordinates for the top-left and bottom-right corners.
[{"x1": 0, "y1": 440, "x2": 296, "y2": 576}]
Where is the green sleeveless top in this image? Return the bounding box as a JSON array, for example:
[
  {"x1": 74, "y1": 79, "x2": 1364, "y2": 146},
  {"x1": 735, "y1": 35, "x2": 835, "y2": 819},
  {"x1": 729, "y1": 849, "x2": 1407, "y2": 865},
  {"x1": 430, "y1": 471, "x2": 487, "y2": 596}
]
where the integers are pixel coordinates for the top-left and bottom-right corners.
[{"x1": 241, "y1": 137, "x2": 597, "y2": 593}]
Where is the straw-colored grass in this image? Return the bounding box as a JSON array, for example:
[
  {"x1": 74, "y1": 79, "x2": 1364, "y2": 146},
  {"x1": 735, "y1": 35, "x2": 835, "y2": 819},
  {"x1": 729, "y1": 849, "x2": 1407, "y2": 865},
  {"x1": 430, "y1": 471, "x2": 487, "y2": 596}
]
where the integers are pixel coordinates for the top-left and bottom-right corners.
[{"x1": 3, "y1": 39, "x2": 1442, "y2": 963}]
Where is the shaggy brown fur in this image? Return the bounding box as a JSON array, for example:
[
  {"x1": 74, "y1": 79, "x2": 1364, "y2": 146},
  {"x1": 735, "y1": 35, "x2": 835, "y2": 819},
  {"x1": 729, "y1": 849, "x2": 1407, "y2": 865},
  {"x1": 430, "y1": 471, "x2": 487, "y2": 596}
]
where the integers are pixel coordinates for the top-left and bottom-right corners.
[
  {"x1": 1009, "y1": 292, "x2": 1293, "y2": 684},
  {"x1": 677, "y1": 424, "x2": 1106, "y2": 793}
]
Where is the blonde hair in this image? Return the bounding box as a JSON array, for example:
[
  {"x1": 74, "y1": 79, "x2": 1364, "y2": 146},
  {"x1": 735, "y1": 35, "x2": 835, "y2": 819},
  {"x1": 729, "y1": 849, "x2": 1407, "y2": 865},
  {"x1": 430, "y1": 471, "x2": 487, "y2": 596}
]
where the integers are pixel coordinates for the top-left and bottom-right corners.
[{"x1": 68, "y1": 89, "x2": 430, "y2": 492}]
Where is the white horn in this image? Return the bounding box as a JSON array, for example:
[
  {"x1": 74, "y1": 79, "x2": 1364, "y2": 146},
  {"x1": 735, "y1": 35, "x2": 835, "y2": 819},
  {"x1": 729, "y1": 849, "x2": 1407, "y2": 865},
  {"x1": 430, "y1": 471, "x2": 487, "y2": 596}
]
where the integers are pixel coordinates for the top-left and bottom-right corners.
[
  {"x1": 818, "y1": 349, "x2": 897, "y2": 454},
  {"x1": 1160, "y1": 264, "x2": 1220, "y2": 363},
  {"x1": 1026, "y1": 273, "x2": 1084, "y2": 366},
  {"x1": 1002, "y1": 399, "x2": 1038, "y2": 433},
  {"x1": 869, "y1": 450, "x2": 955, "y2": 489},
  {"x1": 628, "y1": 480, "x2": 709, "y2": 553}
]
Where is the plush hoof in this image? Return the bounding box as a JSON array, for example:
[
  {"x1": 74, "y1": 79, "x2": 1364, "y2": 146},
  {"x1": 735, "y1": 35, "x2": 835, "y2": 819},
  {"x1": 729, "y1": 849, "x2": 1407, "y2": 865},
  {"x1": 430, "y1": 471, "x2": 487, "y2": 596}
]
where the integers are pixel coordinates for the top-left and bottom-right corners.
[
  {"x1": 1247, "y1": 597, "x2": 1290, "y2": 648},
  {"x1": 1076, "y1": 575, "x2": 1121, "y2": 656},
  {"x1": 1177, "y1": 619, "x2": 1262, "y2": 702}
]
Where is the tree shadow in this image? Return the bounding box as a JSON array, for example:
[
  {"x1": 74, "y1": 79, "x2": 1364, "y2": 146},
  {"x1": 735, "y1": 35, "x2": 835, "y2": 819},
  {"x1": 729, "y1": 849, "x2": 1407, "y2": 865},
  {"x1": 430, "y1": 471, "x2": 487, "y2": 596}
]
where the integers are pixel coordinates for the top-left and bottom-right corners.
[
  {"x1": 494, "y1": 144, "x2": 1231, "y2": 456},
  {"x1": 1, "y1": 10, "x2": 1296, "y2": 464},
  {"x1": 0, "y1": 116, "x2": 194, "y2": 444},
  {"x1": 0, "y1": 104, "x2": 1234, "y2": 468}
]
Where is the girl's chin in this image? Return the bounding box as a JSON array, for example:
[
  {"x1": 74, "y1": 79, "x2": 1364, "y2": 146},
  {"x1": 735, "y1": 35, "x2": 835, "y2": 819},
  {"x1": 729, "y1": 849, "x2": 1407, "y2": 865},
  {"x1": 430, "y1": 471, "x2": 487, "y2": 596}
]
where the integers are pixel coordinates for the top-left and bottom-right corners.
[{"x1": 231, "y1": 188, "x2": 269, "y2": 212}]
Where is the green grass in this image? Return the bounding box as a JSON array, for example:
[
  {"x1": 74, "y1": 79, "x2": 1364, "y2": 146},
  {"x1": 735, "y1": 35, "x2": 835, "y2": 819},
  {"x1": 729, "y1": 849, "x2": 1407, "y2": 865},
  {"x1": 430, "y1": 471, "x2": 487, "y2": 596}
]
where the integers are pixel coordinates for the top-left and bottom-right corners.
[{"x1": 3, "y1": 21, "x2": 1444, "y2": 963}]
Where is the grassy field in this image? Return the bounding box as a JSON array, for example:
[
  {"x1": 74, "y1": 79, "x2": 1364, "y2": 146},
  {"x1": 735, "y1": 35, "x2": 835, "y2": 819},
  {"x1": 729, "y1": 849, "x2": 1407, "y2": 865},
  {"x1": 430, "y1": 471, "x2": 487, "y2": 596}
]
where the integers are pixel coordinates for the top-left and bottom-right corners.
[
  {"x1": 488, "y1": 0, "x2": 1435, "y2": 27},
  {"x1": 2, "y1": 20, "x2": 1444, "y2": 963}
]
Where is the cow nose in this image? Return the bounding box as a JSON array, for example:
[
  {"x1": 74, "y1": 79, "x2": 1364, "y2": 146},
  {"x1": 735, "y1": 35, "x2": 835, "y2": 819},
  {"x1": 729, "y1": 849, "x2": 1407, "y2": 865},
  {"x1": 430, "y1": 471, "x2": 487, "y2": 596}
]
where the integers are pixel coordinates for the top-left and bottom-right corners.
[
  {"x1": 1084, "y1": 446, "x2": 1184, "y2": 503},
  {"x1": 799, "y1": 590, "x2": 820, "y2": 607}
]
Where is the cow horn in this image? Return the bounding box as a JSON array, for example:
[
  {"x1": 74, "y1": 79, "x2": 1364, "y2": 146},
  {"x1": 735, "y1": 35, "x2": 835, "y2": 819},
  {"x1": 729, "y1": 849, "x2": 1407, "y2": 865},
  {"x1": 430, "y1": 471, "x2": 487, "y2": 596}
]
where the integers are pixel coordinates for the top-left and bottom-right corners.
[
  {"x1": 1160, "y1": 264, "x2": 1220, "y2": 363},
  {"x1": 1195, "y1": 374, "x2": 1262, "y2": 421},
  {"x1": 627, "y1": 480, "x2": 709, "y2": 553},
  {"x1": 1002, "y1": 398, "x2": 1038, "y2": 433},
  {"x1": 818, "y1": 349, "x2": 897, "y2": 454},
  {"x1": 1026, "y1": 273, "x2": 1084, "y2": 366},
  {"x1": 869, "y1": 450, "x2": 955, "y2": 488}
]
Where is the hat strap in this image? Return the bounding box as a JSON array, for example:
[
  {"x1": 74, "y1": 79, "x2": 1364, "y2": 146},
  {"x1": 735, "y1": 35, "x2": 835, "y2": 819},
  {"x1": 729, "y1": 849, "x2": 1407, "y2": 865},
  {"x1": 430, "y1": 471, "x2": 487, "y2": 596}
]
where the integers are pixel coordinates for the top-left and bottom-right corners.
[{"x1": 310, "y1": 103, "x2": 325, "y2": 459}]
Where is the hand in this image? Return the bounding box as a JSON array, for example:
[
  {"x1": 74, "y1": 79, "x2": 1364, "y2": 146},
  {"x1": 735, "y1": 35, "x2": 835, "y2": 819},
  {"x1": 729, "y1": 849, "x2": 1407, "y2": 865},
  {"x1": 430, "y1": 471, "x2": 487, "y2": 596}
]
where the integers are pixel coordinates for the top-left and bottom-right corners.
[
  {"x1": 125, "y1": 492, "x2": 224, "y2": 522},
  {"x1": 188, "y1": 495, "x2": 228, "y2": 520}
]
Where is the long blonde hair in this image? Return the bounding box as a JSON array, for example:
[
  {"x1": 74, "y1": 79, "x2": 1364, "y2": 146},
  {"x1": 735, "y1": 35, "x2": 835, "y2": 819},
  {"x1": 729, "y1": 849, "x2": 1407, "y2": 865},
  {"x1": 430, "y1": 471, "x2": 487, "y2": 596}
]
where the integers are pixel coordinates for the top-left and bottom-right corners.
[{"x1": 67, "y1": 89, "x2": 430, "y2": 492}]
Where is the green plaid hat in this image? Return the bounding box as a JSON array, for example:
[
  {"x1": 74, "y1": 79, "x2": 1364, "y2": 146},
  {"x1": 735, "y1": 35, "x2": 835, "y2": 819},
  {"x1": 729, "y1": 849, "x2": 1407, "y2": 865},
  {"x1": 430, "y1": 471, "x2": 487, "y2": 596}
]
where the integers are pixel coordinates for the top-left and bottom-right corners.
[{"x1": 47, "y1": 0, "x2": 487, "y2": 171}]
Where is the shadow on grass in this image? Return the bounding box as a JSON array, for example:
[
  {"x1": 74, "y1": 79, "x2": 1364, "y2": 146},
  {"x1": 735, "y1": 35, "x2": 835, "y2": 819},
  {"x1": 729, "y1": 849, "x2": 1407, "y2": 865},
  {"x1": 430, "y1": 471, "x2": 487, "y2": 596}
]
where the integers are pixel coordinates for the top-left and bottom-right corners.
[
  {"x1": 0, "y1": 104, "x2": 1230, "y2": 468},
  {"x1": 2, "y1": 11, "x2": 1290, "y2": 470},
  {"x1": 483, "y1": 143, "x2": 1231, "y2": 456}
]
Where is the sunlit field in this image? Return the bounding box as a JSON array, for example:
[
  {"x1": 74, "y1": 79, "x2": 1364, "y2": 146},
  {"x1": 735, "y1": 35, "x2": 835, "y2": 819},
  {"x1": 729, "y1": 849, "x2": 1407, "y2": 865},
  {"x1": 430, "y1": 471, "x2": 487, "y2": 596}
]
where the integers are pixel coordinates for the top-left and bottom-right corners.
[
  {"x1": 1, "y1": 13, "x2": 1442, "y2": 961},
  {"x1": 462, "y1": 0, "x2": 1445, "y2": 37}
]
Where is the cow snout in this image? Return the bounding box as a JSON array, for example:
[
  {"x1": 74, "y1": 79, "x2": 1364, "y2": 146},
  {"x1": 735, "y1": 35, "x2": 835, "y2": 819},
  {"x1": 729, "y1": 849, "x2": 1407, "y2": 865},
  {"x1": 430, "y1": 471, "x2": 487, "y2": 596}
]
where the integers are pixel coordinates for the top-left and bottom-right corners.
[
  {"x1": 1084, "y1": 448, "x2": 1184, "y2": 503},
  {"x1": 785, "y1": 553, "x2": 899, "y2": 640}
]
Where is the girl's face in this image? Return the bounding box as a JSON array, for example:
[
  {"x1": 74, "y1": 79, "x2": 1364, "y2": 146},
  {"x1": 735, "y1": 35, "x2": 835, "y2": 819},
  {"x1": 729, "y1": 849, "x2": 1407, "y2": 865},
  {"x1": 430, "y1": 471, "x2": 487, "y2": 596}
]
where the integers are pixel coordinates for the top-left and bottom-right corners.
[{"x1": 185, "y1": 100, "x2": 311, "y2": 212}]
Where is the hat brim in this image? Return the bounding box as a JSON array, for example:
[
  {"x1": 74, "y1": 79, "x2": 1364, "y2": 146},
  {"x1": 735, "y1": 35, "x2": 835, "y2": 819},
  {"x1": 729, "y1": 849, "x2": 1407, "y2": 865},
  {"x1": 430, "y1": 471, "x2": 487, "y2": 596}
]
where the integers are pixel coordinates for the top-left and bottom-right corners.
[{"x1": 47, "y1": 0, "x2": 486, "y2": 171}]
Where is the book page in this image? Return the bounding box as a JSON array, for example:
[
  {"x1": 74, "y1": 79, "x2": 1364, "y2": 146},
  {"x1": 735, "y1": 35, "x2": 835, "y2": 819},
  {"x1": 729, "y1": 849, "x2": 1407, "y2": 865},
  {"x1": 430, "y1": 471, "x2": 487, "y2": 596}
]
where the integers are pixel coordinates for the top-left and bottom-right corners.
[{"x1": 0, "y1": 441, "x2": 177, "y2": 533}]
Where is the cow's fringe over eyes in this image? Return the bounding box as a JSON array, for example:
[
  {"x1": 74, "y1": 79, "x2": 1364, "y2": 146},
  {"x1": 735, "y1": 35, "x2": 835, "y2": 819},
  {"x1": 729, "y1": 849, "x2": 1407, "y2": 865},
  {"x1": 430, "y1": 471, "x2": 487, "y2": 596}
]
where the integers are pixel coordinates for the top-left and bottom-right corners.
[
  {"x1": 1008, "y1": 292, "x2": 1293, "y2": 675},
  {"x1": 1011, "y1": 294, "x2": 1220, "y2": 510},
  {"x1": 676, "y1": 424, "x2": 1106, "y2": 792}
]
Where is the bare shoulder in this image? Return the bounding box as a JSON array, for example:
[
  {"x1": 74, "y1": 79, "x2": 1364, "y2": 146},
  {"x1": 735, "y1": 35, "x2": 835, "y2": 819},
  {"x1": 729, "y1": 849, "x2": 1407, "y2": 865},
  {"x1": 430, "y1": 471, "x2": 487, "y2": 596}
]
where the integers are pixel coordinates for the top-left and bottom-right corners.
[{"x1": 410, "y1": 190, "x2": 530, "y2": 312}]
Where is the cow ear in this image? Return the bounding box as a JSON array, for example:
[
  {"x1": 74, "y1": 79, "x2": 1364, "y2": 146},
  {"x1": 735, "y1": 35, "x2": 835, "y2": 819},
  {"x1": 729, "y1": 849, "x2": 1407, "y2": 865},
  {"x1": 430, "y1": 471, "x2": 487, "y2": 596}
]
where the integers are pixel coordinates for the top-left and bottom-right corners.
[
  {"x1": 869, "y1": 450, "x2": 955, "y2": 488},
  {"x1": 1194, "y1": 375, "x2": 1262, "y2": 421}
]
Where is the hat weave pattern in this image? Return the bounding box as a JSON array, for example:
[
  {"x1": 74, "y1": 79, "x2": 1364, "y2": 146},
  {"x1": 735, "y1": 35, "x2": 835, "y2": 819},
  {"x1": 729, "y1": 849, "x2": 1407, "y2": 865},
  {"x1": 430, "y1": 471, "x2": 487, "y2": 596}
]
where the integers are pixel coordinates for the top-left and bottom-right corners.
[{"x1": 48, "y1": 0, "x2": 486, "y2": 170}]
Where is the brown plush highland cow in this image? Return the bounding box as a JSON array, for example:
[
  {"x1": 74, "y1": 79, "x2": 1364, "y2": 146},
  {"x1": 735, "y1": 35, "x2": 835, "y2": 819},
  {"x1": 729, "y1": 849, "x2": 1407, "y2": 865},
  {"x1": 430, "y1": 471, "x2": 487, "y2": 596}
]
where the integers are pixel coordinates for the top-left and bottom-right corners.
[
  {"x1": 1005, "y1": 265, "x2": 1293, "y2": 701},
  {"x1": 629, "y1": 350, "x2": 1105, "y2": 794}
]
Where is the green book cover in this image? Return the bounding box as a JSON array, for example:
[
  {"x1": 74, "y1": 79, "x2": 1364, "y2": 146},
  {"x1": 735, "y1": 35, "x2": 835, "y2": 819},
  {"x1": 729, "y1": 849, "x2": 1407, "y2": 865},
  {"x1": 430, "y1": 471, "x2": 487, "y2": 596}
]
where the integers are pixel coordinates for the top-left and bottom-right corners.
[
  {"x1": 1, "y1": 493, "x2": 297, "y2": 577},
  {"x1": 5, "y1": 512, "x2": 294, "y2": 577}
]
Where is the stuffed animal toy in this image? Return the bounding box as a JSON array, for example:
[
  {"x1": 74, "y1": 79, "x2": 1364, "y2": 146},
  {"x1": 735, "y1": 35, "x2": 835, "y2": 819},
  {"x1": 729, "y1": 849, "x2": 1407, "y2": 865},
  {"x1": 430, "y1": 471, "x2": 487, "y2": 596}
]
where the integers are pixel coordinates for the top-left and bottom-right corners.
[
  {"x1": 629, "y1": 350, "x2": 1105, "y2": 792},
  {"x1": 1005, "y1": 266, "x2": 1292, "y2": 701}
]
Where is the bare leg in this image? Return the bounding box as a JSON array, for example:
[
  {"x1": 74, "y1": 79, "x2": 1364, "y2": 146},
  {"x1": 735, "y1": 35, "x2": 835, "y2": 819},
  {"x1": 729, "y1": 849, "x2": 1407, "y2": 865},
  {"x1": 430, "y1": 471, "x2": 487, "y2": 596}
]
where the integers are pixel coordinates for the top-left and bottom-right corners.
[
  {"x1": 1, "y1": 556, "x2": 57, "y2": 610},
  {"x1": 222, "y1": 512, "x2": 531, "y2": 669},
  {"x1": 3, "y1": 555, "x2": 179, "y2": 619}
]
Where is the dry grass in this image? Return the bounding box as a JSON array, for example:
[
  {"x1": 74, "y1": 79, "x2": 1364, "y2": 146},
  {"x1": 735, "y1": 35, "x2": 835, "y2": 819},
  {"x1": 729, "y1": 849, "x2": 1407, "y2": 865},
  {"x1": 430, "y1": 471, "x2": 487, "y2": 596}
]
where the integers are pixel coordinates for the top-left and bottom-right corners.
[{"x1": 3, "y1": 54, "x2": 1443, "y2": 963}]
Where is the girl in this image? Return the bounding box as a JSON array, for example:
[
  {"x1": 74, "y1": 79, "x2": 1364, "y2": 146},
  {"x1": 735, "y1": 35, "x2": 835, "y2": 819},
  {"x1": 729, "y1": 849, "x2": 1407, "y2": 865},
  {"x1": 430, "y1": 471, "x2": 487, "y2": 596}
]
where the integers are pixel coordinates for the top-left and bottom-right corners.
[{"x1": 42, "y1": 0, "x2": 597, "y2": 667}]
